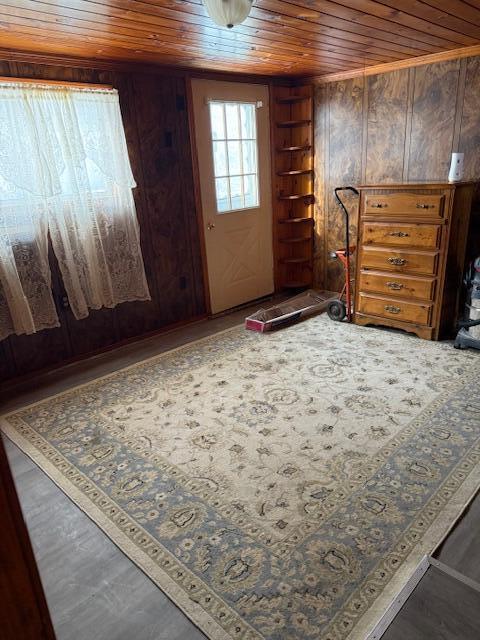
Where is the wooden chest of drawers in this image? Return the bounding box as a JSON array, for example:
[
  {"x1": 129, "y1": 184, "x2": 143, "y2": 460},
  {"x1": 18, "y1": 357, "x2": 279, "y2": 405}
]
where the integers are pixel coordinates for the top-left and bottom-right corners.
[{"x1": 354, "y1": 182, "x2": 475, "y2": 340}]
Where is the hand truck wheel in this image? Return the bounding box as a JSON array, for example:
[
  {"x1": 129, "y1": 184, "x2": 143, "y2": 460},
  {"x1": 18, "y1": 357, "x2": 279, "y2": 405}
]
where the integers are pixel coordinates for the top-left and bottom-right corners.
[{"x1": 327, "y1": 300, "x2": 347, "y2": 322}]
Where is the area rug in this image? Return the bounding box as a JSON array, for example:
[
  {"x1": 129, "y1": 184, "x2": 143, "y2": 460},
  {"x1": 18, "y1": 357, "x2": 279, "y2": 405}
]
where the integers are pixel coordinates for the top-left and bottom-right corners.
[{"x1": 2, "y1": 316, "x2": 480, "y2": 640}]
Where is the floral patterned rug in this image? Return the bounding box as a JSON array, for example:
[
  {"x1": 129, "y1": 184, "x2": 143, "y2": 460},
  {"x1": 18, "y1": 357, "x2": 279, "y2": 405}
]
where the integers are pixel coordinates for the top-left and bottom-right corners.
[{"x1": 2, "y1": 316, "x2": 480, "y2": 640}]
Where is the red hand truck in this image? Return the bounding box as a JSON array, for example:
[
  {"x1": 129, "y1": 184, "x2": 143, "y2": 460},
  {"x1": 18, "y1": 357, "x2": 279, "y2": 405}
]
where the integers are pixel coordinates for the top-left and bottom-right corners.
[{"x1": 327, "y1": 186, "x2": 360, "y2": 323}]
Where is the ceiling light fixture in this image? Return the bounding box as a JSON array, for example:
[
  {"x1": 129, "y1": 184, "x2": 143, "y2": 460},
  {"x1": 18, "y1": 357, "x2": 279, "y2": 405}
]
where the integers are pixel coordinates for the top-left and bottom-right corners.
[{"x1": 202, "y1": 0, "x2": 253, "y2": 28}]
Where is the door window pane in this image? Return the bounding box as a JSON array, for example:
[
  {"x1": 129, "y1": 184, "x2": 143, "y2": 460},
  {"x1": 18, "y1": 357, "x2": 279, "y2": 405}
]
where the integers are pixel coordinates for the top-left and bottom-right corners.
[
  {"x1": 227, "y1": 140, "x2": 242, "y2": 175},
  {"x1": 230, "y1": 176, "x2": 243, "y2": 209},
  {"x1": 208, "y1": 101, "x2": 260, "y2": 213},
  {"x1": 242, "y1": 140, "x2": 256, "y2": 173},
  {"x1": 243, "y1": 174, "x2": 257, "y2": 208},
  {"x1": 215, "y1": 177, "x2": 230, "y2": 212},
  {"x1": 225, "y1": 103, "x2": 240, "y2": 140},
  {"x1": 210, "y1": 103, "x2": 225, "y2": 140},
  {"x1": 240, "y1": 103, "x2": 255, "y2": 138},
  {"x1": 212, "y1": 141, "x2": 227, "y2": 177}
]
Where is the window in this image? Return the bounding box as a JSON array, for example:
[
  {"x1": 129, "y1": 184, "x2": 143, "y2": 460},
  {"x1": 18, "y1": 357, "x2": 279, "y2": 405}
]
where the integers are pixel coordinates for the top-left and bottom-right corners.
[
  {"x1": 209, "y1": 101, "x2": 259, "y2": 213},
  {"x1": 0, "y1": 81, "x2": 150, "y2": 341}
]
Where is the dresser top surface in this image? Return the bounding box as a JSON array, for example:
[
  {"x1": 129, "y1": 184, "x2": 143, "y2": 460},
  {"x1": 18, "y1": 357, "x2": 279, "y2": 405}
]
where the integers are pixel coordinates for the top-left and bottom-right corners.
[{"x1": 357, "y1": 181, "x2": 476, "y2": 190}]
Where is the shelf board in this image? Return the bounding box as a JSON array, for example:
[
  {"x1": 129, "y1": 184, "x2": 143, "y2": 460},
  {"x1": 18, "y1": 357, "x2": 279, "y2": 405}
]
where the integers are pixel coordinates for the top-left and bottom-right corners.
[
  {"x1": 279, "y1": 236, "x2": 311, "y2": 243},
  {"x1": 277, "y1": 169, "x2": 313, "y2": 176},
  {"x1": 280, "y1": 258, "x2": 311, "y2": 264},
  {"x1": 278, "y1": 193, "x2": 314, "y2": 200},
  {"x1": 278, "y1": 217, "x2": 314, "y2": 224},
  {"x1": 276, "y1": 119, "x2": 312, "y2": 128},
  {"x1": 277, "y1": 145, "x2": 312, "y2": 153},
  {"x1": 276, "y1": 95, "x2": 311, "y2": 104}
]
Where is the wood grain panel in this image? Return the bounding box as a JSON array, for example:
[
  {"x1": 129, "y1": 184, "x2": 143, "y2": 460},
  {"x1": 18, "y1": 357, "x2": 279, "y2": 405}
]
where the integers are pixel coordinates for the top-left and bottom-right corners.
[
  {"x1": 326, "y1": 77, "x2": 364, "y2": 291},
  {"x1": 1, "y1": 1, "x2": 395, "y2": 71},
  {"x1": 111, "y1": 71, "x2": 166, "y2": 341},
  {"x1": 368, "y1": 0, "x2": 480, "y2": 40},
  {"x1": 6, "y1": 326, "x2": 72, "y2": 380},
  {"x1": 365, "y1": 69, "x2": 409, "y2": 183},
  {"x1": 314, "y1": 53, "x2": 480, "y2": 293},
  {"x1": 0, "y1": 59, "x2": 206, "y2": 381},
  {"x1": 173, "y1": 75, "x2": 206, "y2": 318},
  {"x1": 6, "y1": 241, "x2": 73, "y2": 376},
  {"x1": 0, "y1": 0, "x2": 480, "y2": 76},
  {"x1": 408, "y1": 60, "x2": 461, "y2": 180},
  {"x1": 459, "y1": 56, "x2": 480, "y2": 181},
  {"x1": 131, "y1": 74, "x2": 196, "y2": 327}
]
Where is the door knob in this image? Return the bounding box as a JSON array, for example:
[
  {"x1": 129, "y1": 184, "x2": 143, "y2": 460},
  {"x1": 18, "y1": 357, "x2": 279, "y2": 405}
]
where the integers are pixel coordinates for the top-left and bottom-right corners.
[{"x1": 207, "y1": 222, "x2": 215, "y2": 230}]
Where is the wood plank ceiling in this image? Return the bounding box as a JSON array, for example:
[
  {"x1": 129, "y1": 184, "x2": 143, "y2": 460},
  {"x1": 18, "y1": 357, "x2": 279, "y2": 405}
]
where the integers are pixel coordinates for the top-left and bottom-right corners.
[{"x1": 0, "y1": 1, "x2": 480, "y2": 76}]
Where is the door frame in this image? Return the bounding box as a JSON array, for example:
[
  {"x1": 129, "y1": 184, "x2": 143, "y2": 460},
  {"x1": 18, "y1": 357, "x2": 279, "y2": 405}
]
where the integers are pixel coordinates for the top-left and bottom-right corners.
[{"x1": 186, "y1": 75, "x2": 276, "y2": 316}]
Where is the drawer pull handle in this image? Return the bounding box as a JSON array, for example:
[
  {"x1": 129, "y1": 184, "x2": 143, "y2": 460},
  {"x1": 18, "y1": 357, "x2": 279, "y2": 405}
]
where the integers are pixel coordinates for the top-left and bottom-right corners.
[
  {"x1": 388, "y1": 257, "x2": 407, "y2": 266},
  {"x1": 388, "y1": 231, "x2": 409, "y2": 238},
  {"x1": 370, "y1": 202, "x2": 388, "y2": 208},
  {"x1": 416, "y1": 203, "x2": 433, "y2": 209},
  {"x1": 385, "y1": 305, "x2": 401, "y2": 314},
  {"x1": 387, "y1": 281, "x2": 403, "y2": 290}
]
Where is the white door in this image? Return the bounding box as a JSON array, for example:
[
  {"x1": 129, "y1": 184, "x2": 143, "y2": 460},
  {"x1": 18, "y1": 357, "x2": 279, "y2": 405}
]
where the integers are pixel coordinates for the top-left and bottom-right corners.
[{"x1": 191, "y1": 79, "x2": 274, "y2": 314}]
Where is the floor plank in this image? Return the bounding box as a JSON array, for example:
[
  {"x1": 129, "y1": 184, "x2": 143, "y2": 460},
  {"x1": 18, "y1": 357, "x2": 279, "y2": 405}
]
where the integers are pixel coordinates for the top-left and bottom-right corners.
[
  {"x1": 381, "y1": 565, "x2": 480, "y2": 640},
  {"x1": 4, "y1": 438, "x2": 207, "y2": 640},
  {"x1": 435, "y1": 489, "x2": 480, "y2": 583}
]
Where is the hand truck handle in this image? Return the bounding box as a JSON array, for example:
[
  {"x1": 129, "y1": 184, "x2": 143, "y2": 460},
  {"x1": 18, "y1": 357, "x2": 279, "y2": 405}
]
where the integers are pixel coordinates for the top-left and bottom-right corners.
[{"x1": 334, "y1": 186, "x2": 359, "y2": 258}]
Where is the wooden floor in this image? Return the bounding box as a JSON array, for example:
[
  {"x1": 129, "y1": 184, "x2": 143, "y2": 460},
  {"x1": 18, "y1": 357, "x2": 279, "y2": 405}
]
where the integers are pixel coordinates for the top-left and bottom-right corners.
[
  {"x1": 381, "y1": 561, "x2": 480, "y2": 640},
  {"x1": 377, "y1": 494, "x2": 480, "y2": 639},
  {"x1": 2, "y1": 306, "x2": 480, "y2": 640},
  {"x1": 435, "y1": 487, "x2": 480, "y2": 584}
]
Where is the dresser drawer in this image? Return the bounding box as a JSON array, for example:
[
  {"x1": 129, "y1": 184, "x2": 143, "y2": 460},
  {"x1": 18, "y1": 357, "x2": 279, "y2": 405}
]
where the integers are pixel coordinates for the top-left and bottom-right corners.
[
  {"x1": 361, "y1": 246, "x2": 439, "y2": 276},
  {"x1": 362, "y1": 193, "x2": 445, "y2": 218},
  {"x1": 362, "y1": 222, "x2": 441, "y2": 249},
  {"x1": 358, "y1": 270, "x2": 436, "y2": 301},
  {"x1": 358, "y1": 293, "x2": 432, "y2": 325}
]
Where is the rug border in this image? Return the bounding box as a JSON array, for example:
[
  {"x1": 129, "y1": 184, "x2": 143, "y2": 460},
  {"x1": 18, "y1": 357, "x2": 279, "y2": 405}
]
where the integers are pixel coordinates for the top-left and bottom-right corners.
[
  {"x1": 1, "y1": 420, "x2": 236, "y2": 640},
  {"x1": 0, "y1": 322, "x2": 256, "y2": 640},
  {"x1": 1, "y1": 323, "x2": 243, "y2": 420},
  {"x1": 2, "y1": 321, "x2": 480, "y2": 640},
  {"x1": 4, "y1": 421, "x2": 479, "y2": 640},
  {"x1": 346, "y1": 457, "x2": 480, "y2": 640}
]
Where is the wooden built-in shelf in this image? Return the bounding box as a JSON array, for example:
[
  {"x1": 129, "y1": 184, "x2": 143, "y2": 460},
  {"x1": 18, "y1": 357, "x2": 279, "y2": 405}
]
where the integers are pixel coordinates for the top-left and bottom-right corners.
[
  {"x1": 276, "y1": 96, "x2": 311, "y2": 104},
  {"x1": 277, "y1": 169, "x2": 313, "y2": 176},
  {"x1": 278, "y1": 217, "x2": 314, "y2": 224},
  {"x1": 272, "y1": 85, "x2": 314, "y2": 291},
  {"x1": 279, "y1": 236, "x2": 311, "y2": 243},
  {"x1": 276, "y1": 119, "x2": 312, "y2": 128},
  {"x1": 277, "y1": 145, "x2": 311, "y2": 153},
  {"x1": 278, "y1": 193, "x2": 314, "y2": 200}
]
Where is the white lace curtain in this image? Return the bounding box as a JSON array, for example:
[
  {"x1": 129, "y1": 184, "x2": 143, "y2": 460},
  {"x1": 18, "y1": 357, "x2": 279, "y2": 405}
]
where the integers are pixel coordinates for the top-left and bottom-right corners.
[{"x1": 0, "y1": 82, "x2": 151, "y2": 341}]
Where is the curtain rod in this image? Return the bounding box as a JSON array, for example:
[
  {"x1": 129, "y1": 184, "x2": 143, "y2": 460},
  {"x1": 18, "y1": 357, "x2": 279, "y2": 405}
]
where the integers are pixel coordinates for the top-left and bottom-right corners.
[{"x1": 0, "y1": 76, "x2": 113, "y2": 91}]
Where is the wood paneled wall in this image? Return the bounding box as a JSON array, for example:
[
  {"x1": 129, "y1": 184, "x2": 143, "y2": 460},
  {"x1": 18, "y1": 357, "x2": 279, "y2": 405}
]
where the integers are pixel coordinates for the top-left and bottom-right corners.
[
  {"x1": 0, "y1": 61, "x2": 206, "y2": 383},
  {"x1": 314, "y1": 55, "x2": 480, "y2": 292}
]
